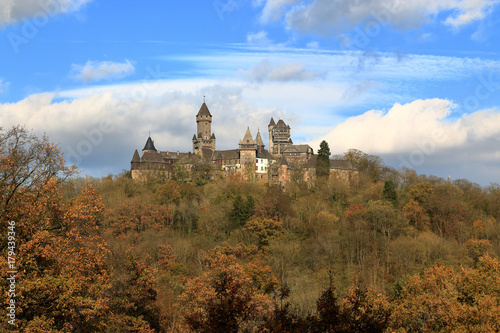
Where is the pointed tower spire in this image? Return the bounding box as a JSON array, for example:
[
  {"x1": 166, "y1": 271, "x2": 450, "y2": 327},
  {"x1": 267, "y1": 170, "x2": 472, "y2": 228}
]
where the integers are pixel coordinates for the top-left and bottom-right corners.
[
  {"x1": 142, "y1": 136, "x2": 157, "y2": 152},
  {"x1": 131, "y1": 149, "x2": 140, "y2": 162},
  {"x1": 242, "y1": 127, "x2": 254, "y2": 144},
  {"x1": 255, "y1": 130, "x2": 264, "y2": 147}
]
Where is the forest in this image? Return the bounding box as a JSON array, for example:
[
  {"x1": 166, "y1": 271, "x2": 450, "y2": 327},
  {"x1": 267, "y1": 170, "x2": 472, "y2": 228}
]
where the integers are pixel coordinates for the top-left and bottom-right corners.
[{"x1": 1, "y1": 125, "x2": 500, "y2": 332}]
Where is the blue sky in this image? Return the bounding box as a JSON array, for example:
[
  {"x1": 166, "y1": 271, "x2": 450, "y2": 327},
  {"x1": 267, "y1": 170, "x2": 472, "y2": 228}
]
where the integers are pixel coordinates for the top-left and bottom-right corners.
[{"x1": 1, "y1": 0, "x2": 500, "y2": 185}]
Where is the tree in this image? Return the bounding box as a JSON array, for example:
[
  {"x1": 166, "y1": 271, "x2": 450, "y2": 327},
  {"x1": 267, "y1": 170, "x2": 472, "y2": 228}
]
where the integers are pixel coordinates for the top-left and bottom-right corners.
[
  {"x1": 316, "y1": 140, "x2": 331, "y2": 178},
  {"x1": 388, "y1": 256, "x2": 500, "y2": 332},
  {"x1": 314, "y1": 280, "x2": 341, "y2": 332},
  {"x1": 0, "y1": 125, "x2": 76, "y2": 226},
  {"x1": 244, "y1": 217, "x2": 285, "y2": 249},
  {"x1": 178, "y1": 254, "x2": 272, "y2": 332},
  {"x1": 228, "y1": 194, "x2": 255, "y2": 230},
  {"x1": 0, "y1": 181, "x2": 114, "y2": 331},
  {"x1": 383, "y1": 179, "x2": 398, "y2": 207},
  {"x1": 155, "y1": 179, "x2": 182, "y2": 204},
  {"x1": 339, "y1": 282, "x2": 391, "y2": 333},
  {"x1": 344, "y1": 149, "x2": 384, "y2": 183}
]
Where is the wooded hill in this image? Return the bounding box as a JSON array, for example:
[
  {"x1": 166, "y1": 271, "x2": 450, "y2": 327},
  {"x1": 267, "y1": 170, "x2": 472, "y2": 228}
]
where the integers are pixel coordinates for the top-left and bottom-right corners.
[{"x1": 1, "y1": 126, "x2": 500, "y2": 332}]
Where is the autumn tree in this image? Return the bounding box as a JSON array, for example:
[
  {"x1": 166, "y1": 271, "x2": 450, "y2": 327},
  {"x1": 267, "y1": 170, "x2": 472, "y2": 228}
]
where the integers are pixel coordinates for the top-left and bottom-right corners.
[
  {"x1": 0, "y1": 125, "x2": 76, "y2": 233},
  {"x1": 344, "y1": 149, "x2": 384, "y2": 182},
  {"x1": 156, "y1": 179, "x2": 182, "y2": 205},
  {"x1": 178, "y1": 254, "x2": 272, "y2": 332},
  {"x1": 388, "y1": 256, "x2": 500, "y2": 332},
  {"x1": 244, "y1": 217, "x2": 285, "y2": 249},
  {"x1": 339, "y1": 282, "x2": 391, "y2": 333},
  {"x1": 0, "y1": 181, "x2": 114, "y2": 331}
]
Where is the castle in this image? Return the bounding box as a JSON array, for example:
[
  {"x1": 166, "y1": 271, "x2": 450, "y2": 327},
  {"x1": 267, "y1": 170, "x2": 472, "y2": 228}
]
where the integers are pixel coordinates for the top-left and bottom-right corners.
[{"x1": 131, "y1": 102, "x2": 356, "y2": 183}]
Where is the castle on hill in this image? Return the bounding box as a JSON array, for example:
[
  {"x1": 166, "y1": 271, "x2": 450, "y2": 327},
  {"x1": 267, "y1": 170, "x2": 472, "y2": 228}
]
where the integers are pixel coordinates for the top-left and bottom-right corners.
[{"x1": 130, "y1": 101, "x2": 356, "y2": 183}]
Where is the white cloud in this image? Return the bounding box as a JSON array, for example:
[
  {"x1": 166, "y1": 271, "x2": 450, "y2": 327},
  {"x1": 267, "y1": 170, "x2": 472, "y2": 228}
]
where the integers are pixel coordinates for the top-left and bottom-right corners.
[
  {"x1": 1, "y1": 80, "x2": 500, "y2": 185},
  {"x1": 309, "y1": 99, "x2": 500, "y2": 184},
  {"x1": 445, "y1": 0, "x2": 499, "y2": 28},
  {"x1": 310, "y1": 99, "x2": 500, "y2": 155},
  {"x1": 240, "y1": 59, "x2": 324, "y2": 82},
  {"x1": 0, "y1": 79, "x2": 9, "y2": 93},
  {"x1": 0, "y1": 86, "x2": 280, "y2": 172},
  {"x1": 260, "y1": 0, "x2": 302, "y2": 22},
  {"x1": 247, "y1": 31, "x2": 273, "y2": 45},
  {"x1": 71, "y1": 59, "x2": 135, "y2": 83},
  {"x1": 0, "y1": 0, "x2": 92, "y2": 26},
  {"x1": 257, "y1": 0, "x2": 500, "y2": 36}
]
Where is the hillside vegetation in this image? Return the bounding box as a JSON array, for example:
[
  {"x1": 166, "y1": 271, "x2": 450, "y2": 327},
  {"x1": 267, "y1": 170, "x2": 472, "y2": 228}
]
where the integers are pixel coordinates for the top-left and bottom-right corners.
[{"x1": 1, "y1": 126, "x2": 500, "y2": 332}]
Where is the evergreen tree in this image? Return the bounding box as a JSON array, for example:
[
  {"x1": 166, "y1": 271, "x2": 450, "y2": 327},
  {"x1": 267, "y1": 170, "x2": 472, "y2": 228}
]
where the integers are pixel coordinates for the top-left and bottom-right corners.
[
  {"x1": 316, "y1": 140, "x2": 331, "y2": 178},
  {"x1": 383, "y1": 180, "x2": 398, "y2": 207},
  {"x1": 229, "y1": 194, "x2": 255, "y2": 229}
]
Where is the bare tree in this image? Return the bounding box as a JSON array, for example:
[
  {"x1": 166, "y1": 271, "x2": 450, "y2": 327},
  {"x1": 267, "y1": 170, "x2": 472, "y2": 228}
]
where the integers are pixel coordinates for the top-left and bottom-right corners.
[{"x1": 0, "y1": 125, "x2": 77, "y2": 221}]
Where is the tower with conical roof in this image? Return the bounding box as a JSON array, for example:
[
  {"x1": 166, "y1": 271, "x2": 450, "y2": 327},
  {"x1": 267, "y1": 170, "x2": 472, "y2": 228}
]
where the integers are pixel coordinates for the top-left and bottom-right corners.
[
  {"x1": 255, "y1": 130, "x2": 264, "y2": 154},
  {"x1": 239, "y1": 127, "x2": 257, "y2": 177},
  {"x1": 192, "y1": 100, "x2": 216, "y2": 156},
  {"x1": 268, "y1": 117, "x2": 276, "y2": 154},
  {"x1": 142, "y1": 135, "x2": 157, "y2": 154}
]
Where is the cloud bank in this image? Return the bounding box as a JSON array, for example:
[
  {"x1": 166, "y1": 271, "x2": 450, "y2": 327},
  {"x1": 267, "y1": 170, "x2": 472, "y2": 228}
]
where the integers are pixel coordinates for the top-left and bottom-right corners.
[
  {"x1": 71, "y1": 60, "x2": 135, "y2": 83},
  {"x1": 240, "y1": 60, "x2": 324, "y2": 82},
  {"x1": 258, "y1": 0, "x2": 500, "y2": 35},
  {"x1": 0, "y1": 0, "x2": 92, "y2": 26},
  {"x1": 312, "y1": 99, "x2": 500, "y2": 153}
]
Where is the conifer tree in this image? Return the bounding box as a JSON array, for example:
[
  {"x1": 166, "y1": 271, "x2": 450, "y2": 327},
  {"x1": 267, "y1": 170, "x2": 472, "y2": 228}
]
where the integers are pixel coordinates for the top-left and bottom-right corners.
[{"x1": 316, "y1": 140, "x2": 331, "y2": 178}]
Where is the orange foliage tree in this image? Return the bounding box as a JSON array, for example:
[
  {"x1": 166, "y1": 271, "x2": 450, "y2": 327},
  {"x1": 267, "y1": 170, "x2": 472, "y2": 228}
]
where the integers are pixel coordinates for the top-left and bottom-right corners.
[
  {"x1": 178, "y1": 253, "x2": 273, "y2": 332},
  {"x1": 388, "y1": 255, "x2": 500, "y2": 332}
]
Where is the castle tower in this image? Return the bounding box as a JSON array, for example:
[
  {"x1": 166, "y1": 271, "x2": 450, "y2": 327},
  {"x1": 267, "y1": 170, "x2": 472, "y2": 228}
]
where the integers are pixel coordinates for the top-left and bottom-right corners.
[
  {"x1": 269, "y1": 119, "x2": 290, "y2": 156},
  {"x1": 131, "y1": 149, "x2": 141, "y2": 174},
  {"x1": 239, "y1": 127, "x2": 257, "y2": 177},
  {"x1": 268, "y1": 117, "x2": 276, "y2": 154},
  {"x1": 255, "y1": 130, "x2": 265, "y2": 154},
  {"x1": 192, "y1": 101, "x2": 216, "y2": 156},
  {"x1": 142, "y1": 135, "x2": 157, "y2": 154}
]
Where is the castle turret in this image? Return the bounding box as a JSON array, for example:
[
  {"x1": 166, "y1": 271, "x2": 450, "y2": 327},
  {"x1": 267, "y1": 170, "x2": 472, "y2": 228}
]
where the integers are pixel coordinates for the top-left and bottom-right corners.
[
  {"x1": 269, "y1": 119, "x2": 290, "y2": 156},
  {"x1": 193, "y1": 101, "x2": 216, "y2": 156},
  {"x1": 142, "y1": 136, "x2": 157, "y2": 154},
  {"x1": 239, "y1": 127, "x2": 258, "y2": 178},
  {"x1": 131, "y1": 148, "x2": 141, "y2": 169},
  {"x1": 255, "y1": 130, "x2": 264, "y2": 154},
  {"x1": 268, "y1": 117, "x2": 275, "y2": 154}
]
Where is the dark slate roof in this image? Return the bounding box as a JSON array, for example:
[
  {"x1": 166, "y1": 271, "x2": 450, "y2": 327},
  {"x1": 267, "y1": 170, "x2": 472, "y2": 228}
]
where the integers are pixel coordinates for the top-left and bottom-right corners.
[
  {"x1": 141, "y1": 151, "x2": 192, "y2": 162},
  {"x1": 257, "y1": 148, "x2": 274, "y2": 160},
  {"x1": 282, "y1": 144, "x2": 311, "y2": 154},
  {"x1": 269, "y1": 117, "x2": 276, "y2": 127},
  {"x1": 282, "y1": 145, "x2": 299, "y2": 154},
  {"x1": 214, "y1": 149, "x2": 240, "y2": 160},
  {"x1": 197, "y1": 102, "x2": 212, "y2": 117},
  {"x1": 192, "y1": 134, "x2": 197, "y2": 141},
  {"x1": 211, "y1": 133, "x2": 216, "y2": 139},
  {"x1": 141, "y1": 151, "x2": 163, "y2": 162},
  {"x1": 131, "y1": 149, "x2": 140, "y2": 163},
  {"x1": 143, "y1": 136, "x2": 157, "y2": 151}
]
